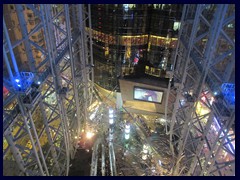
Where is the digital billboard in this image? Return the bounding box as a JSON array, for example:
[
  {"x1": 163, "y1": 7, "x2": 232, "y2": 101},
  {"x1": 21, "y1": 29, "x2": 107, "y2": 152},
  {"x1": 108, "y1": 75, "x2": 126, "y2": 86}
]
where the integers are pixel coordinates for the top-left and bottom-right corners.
[{"x1": 133, "y1": 87, "x2": 163, "y2": 104}]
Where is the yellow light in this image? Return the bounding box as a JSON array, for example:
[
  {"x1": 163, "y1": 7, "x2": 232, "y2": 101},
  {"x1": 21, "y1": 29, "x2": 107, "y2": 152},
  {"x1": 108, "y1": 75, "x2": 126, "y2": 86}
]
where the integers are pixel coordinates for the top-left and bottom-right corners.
[
  {"x1": 86, "y1": 132, "x2": 94, "y2": 139},
  {"x1": 74, "y1": 136, "x2": 78, "y2": 139}
]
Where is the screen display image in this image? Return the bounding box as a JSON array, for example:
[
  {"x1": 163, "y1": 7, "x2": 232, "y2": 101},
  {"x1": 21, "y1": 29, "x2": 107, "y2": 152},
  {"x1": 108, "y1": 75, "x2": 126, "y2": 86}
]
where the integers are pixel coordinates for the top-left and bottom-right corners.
[{"x1": 133, "y1": 87, "x2": 163, "y2": 103}]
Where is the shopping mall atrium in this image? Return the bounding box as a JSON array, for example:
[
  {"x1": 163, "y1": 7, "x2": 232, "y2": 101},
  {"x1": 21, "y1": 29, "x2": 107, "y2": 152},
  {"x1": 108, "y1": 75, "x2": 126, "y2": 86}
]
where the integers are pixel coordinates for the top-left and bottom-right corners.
[{"x1": 3, "y1": 4, "x2": 235, "y2": 176}]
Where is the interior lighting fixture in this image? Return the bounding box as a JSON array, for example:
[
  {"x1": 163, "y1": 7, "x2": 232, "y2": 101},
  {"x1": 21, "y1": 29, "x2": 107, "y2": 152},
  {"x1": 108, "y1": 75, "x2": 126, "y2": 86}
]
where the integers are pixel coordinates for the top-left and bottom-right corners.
[
  {"x1": 125, "y1": 133, "x2": 130, "y2": 140},
  {"x1": 86, "y1": 132, "x2": 94, "y2": 139}
]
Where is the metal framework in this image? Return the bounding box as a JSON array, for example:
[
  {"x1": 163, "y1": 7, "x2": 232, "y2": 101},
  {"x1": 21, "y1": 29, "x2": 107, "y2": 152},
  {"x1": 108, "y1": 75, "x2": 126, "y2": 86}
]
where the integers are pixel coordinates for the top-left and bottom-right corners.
[
  {"x1": 3, "y1": 4, "x2": 235, "y2": 177},
  {"x1": 165, "y1": 4, "x2": 235, "y2": 176},
  {"x1": 3, "y1": 4, "x2": 93, "y2": 176}
]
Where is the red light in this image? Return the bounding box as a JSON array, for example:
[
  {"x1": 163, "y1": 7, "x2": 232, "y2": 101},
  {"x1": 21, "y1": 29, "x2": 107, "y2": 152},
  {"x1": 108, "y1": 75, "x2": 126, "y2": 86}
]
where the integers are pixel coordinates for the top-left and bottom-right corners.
[
  {"x1": 3, "y1": 86, "x2": 9, "y2": 96},
  {"x1": 201, "y1": 96, "x2": 206, "y2": 102}
]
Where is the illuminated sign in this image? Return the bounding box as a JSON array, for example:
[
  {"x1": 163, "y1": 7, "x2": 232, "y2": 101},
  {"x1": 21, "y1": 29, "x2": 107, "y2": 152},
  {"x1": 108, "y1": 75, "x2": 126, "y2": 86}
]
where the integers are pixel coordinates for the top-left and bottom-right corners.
[{"x1": 133, "y1": 87, "x2": 163, "y2": 104}]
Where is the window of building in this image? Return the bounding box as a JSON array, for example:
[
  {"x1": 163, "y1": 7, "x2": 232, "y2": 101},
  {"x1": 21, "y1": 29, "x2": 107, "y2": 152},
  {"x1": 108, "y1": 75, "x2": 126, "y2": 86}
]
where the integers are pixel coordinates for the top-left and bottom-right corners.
[
  {"x1": 173, "y1": 21, "x2": 181, "y2": 31},
  {"x1": 38, "y1": 39, "x2": 44, "y2": 44},
  {"x1": 38, "y1": 33, "x2": 43, "y2": 39},
  {"x1": 17, "y1": 26, "x2": 21, "y2": 32},
  {"x1": 161, "y1": 4, "x2": 165, "y2": 10},
  {"x1": 27, "y1": 13, "x2": 33, "y2": 18},
  {"x1": 227, "y1": 23, "x2": 234, "y2": 28},
  {"x1": 29, "y1": 20, "x2": 35, "y2": 25},
  {"x1": 153, "y1": 4, "x2": 161, "y2": 9},
  {"x1": 10, "y1": 5, "x2": 14, "y2": 10},
  {"x1": 35, "y1": 17, "x2": 40, "y2": 24}
]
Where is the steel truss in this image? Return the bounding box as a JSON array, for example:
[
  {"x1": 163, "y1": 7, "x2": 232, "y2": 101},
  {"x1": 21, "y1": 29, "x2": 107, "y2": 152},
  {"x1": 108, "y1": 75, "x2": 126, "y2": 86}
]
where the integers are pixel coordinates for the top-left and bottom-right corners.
[
  {"x1": 165, "y1": 4, "x2": 235, "y2": 176},
  {"x1": 3, "y1": 4, "x2": 94, "y2": 176}
]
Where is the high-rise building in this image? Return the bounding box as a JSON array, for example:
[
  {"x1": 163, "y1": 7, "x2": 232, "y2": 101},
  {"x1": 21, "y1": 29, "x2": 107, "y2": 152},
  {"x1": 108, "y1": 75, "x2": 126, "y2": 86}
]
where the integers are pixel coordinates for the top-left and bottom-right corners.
[
  {"x1": 90, "y1": 4, "x2": 182, "y2": 91},
  {"x1": 3, "y1": 4, "x2": 235, "y2": 176},
  {"x1": 3, "y1": 4, "x2": 46, "y2": 73}
]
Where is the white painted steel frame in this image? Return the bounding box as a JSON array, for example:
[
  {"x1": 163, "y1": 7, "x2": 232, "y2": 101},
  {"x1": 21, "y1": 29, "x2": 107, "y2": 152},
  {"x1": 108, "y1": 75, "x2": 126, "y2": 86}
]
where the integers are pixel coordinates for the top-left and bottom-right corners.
[
  {"x1": 165, "y1": 4, "x2": 235, "y2": 176},
  {"x1": 3, "y1": 4, "x2": 94, "y2": 176}
]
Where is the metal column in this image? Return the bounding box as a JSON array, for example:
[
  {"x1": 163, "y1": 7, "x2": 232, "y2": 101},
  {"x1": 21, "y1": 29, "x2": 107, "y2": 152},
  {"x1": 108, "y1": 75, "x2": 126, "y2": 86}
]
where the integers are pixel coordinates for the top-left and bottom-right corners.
[{"x1": 166, "y1": 4, "x2": 235, "y2": 176}]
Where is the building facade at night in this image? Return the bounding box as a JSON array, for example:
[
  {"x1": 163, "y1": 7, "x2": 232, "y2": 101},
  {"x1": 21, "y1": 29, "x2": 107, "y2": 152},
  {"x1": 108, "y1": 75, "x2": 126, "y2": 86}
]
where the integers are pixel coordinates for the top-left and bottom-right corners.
[
  {"x1": 3, "y1": 4, "x2": 235, "y2": 176},
  {"x1": 89, "y1": 4, "x2": 182, "y2": 91}
]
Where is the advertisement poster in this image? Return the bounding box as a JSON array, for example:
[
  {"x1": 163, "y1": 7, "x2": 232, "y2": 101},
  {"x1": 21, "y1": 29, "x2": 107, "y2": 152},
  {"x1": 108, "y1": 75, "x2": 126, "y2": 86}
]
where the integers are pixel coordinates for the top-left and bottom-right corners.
[{"x1": 134, "y1": 87, "x2": 163, "y2": 103}]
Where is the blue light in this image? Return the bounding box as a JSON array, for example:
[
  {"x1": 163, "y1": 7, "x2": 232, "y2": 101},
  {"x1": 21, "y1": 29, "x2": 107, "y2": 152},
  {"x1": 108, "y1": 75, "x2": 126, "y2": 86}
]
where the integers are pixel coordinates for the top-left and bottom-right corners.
[
  {"x1": 15, "y1": 79, "x2": 20, "y2": 83},
  {"x1": 221, "y1": 83, "x2": 235, "y2": 105},
  {"x1": 17, "y1": 84, "x2": 21, "y2": 87},
  {"x1": 37, "y1": 81, "x2": 41, "y2": 85},
  {"x1": 213, "y1": 92, "x2": 217, "y2": 95}
]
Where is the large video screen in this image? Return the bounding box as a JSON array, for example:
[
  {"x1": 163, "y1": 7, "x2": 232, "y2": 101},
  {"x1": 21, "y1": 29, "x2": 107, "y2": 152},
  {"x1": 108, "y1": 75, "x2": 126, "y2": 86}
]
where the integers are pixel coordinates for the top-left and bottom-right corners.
[{"x1": 133, "y1": 87, "x2": 163, "y2": 104}]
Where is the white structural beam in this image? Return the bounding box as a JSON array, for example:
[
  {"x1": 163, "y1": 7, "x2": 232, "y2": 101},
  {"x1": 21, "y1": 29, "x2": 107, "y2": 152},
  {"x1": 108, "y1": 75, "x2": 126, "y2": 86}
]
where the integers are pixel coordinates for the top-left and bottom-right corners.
[
  {"x1": 166, "y1": 4, "x2": 235, "y2": 176},
  {"x1": 3, "y1": 4, "x2": 94, "y2": 176}
]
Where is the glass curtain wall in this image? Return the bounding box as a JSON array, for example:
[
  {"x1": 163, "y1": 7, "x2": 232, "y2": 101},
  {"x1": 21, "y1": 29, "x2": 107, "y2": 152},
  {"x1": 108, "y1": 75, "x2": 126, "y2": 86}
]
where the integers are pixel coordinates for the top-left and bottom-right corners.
[{"x1": 89, "y1": 4, "x2": 183, "y2": 91}]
